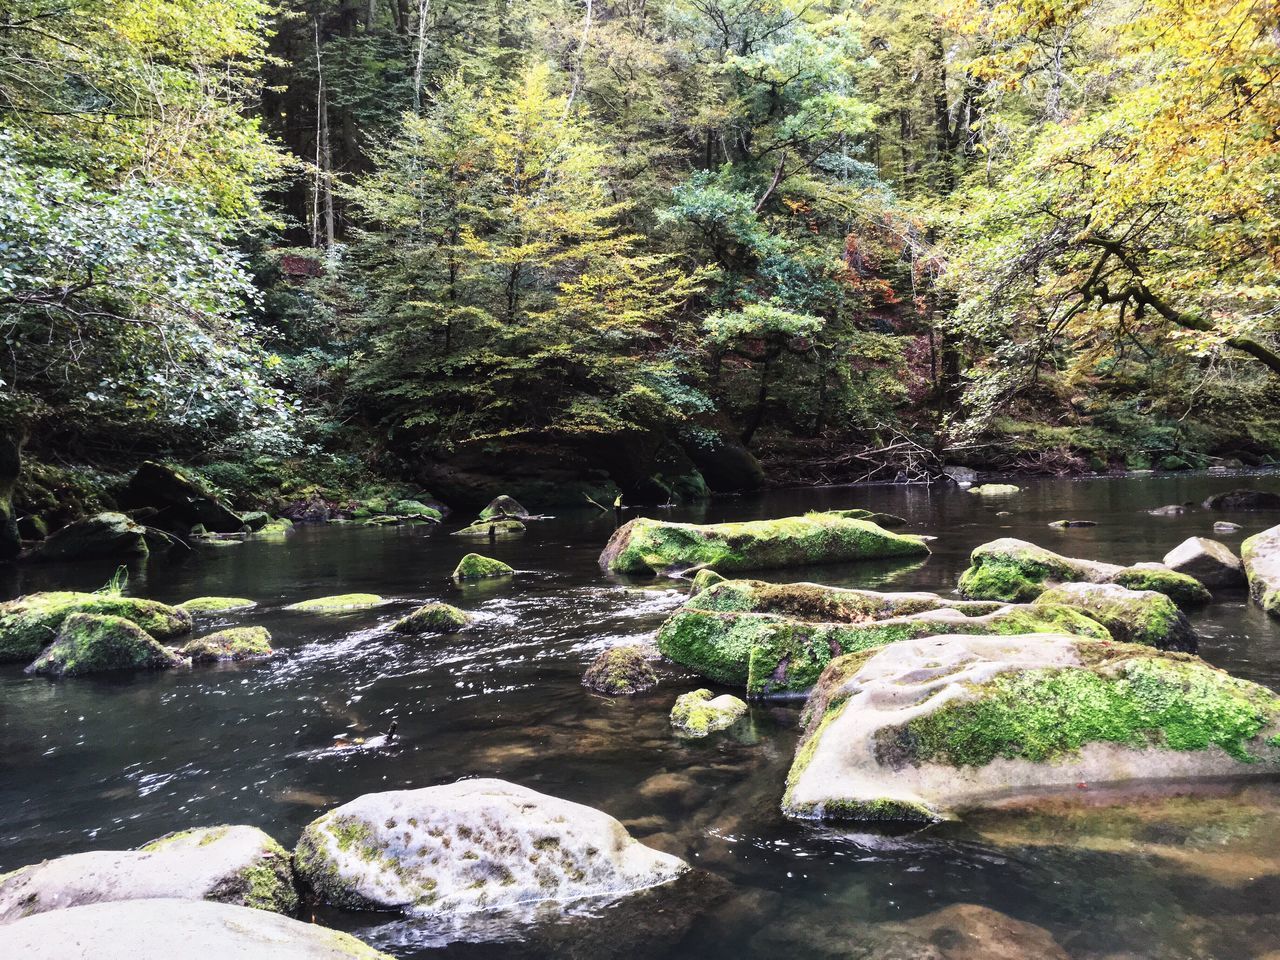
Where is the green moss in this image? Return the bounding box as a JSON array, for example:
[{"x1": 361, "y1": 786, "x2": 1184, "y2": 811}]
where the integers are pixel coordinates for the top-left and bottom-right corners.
[
  {"x1": 177, "y1": 596, "x2": 257, "y2": 615},
  {"x1": 452, "y1": 553, "x2": 514, "y2": 580},
  {"x1": 582, "y1": 645, "x2": 658, "y2": 695},
  {"x1": 670, "y1": 688, "x2": 747, "y2": 736},
  {"x1": 0, "y1": 591, "x2": 192, "y2": 662},
  {"x1": 1036, "y1": 585, "x2": 1194, "y2": 651},
  {"x1": 452, "y1": 519, "x2": 525, "y2": 538},
  {"x1": 689, "y1": 568, "x2": 726, "y2": 596},
  {"x1": 689, "y1": 578, "x2": 1002, "y2": 621},
  {"x1": 285, "y1": 593, "x2": 386, "y2": 612},
  {"x1": 958, "y1": 555, "x2": 1064, "y2": 602},
  {"x1": 181, "y1": 626, "x2": 273, "y2": 662},
  {"x1": 967, "y1": 483, "x2": 1021, "y2": 495},
  {"x1": 391, "y1": 500, "x2": 442, "y2": 520},
  {"x1": 1112, "y1": 568, "x2": 1212, "y2": 609},
  {"x1": 601, "y1": 513, "x2": 929, "y2": 575},
  {"x1": 28, "y1": 612, "x2": 184, "y2": 676},
  {"x1": 393, "y1": 602, "x2": 471, "y2": 635},
  {"x1": 898, "y1": 654, "x2": 1280, "y2": 768}
]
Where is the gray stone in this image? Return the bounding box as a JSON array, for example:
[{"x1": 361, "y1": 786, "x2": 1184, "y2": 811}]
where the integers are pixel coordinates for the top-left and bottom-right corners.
[
  {"x1": 1243, "y1": 524, "x2": 1280, "y2": 619},
  {"x1": 1162, "y1": 537, "x2": 1246, "y2": 588}
]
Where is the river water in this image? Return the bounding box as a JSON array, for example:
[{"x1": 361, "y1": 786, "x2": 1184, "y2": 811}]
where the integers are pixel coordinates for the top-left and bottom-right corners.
[{"x1": 3, "y1": 472, "x2": 1280, "y2": 958}]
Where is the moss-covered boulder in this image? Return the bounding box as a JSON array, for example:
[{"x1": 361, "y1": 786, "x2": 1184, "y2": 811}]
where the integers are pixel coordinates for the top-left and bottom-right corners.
[
  {"x1": 783, "y1": 633, "x2": 1280, "y2": 823},
  {"x1": 599, "y1": 513, "x2": 929, "y2": 576},
  {"x1": 294, "y1": 779, "x2": 687, "y2": 915},
  {"x1": 689, "y1": 578, "x2": 1002, "y2": 621},
  {"x1": 1110, "y1": 564, "x2": 1212, "y2": 608},
  {"x1": 451, "y1": 518, "x2": 525, "y2": 538},
  {"x1": 452, "y1": 553, "x2": 514, "y2": 581},
  {"x1": 21, "y1": 512, "x2": 149, "y2": 563},
  {"x1": 391, "y1": 500, "x2": 442, "y2": 520},
  {"x1": 1161, "y1": 536, "x2": 1246, "y2": 588},
  {"x1": 181, "y1": 627, "x2": 273, "y2": 662},
  {"x1": 27, "y1": 613, "x2": 185, "y2": 677},
  {"x1": 657, "y1": 602, "x2": 1109, "y2": 697},
  {"x1": 120, "y1": 461, "x2": 244, "y2": 533},
  {"x1": 0, "y1": 899, "x2": 390, "y2": 959},
  {"x1": 0, "y1": 824, "x2": 297, "y2": 923},
  {"x1": 392, "y1": 602, "x2": 471, "y2": 635},
  {"x1": 582, "y1": 645, "x2": 657, "y2": 695},
  {"x1": 249, "y1": 517, "x2": 294, "y2": 539},
  {"x1": 284, "y1": 594, "x2": 386, "y2": 613},
  {"x1": 479, "y1": 495, "x2": 529, "y2": 520},
  {"x1": 670, "y1": 688, "x2": 748, "y2": 736},
  {"x1": 823, "y1": 508, "x2": 908, "y2": 528},
  {"x1": 967, "y1": 483, "x2": 1021, "y2": 495},
  {"x1": 239, "y1": 511, "x2": 271, "y2": 531},
  {"x1": 958, "y1": 539, "x2": 1121, "y2": 602},
  {"x1": 689, "y1": 568, "x2": 727, "y2": 596},
  {"x1": 1035, "y1": 582, "x2": 1196, "y2": 651},
  {"x1": 1243, "y1": 524, "x2": 1280, "y2": 619},
  {"x1": 177, "y1": 596, "x2": 257, "y2": 615},
  {"x1": 0, "y1": 592, "x2": 191, "y2": 663}
]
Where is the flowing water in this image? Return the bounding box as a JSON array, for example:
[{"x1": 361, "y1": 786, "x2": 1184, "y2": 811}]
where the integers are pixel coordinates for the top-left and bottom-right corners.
[{"x1": 4, "y1": 472, "x2": 1280, "y2": 958}]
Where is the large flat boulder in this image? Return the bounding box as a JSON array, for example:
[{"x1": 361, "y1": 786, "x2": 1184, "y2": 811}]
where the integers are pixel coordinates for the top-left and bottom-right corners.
[
  {"x1": 120, "y1": 461, "x2": 243, "y2": 533},
  {"x1": 20, "y1": 512, "x2": 148, "y2": 563},
  {"x1": 656, "y1": 602, "x2": 1108, "y2": 698},
  {"x1": 294, "y1": 779, "x2": 686, "y2": 916},
  {"x1": 0, "y1": 899, "x2": 390, "y2": 959},
  {"x1": 1243, "y1": 524, "x2": 1280, "y2": 619},
  {"x1": 599, "y1": 512, "x2": 928, "y2": 576},
  {"x1": 782, "y1": 634, "x2": 1280, "y2": 822},
  {"x1": 0, "y1": 592, "x2": 191, "y2": 663},
  {"x1": 1162, "y1": 536, "x2": 1246, "y2": 588},
  {"x1": 0, "y1": 825, "x2": 296, "y2": 923}
]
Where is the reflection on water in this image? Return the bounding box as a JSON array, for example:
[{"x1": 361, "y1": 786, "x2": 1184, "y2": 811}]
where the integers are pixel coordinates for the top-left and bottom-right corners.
[{"x1": 2, "y1": 471, "x2": 1280, "y2": 957}]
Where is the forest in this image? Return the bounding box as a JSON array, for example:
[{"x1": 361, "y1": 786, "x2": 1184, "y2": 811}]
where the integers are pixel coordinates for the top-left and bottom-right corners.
[{"x1": 2, "y1": 0, "x2": 1280, "y2": 524}]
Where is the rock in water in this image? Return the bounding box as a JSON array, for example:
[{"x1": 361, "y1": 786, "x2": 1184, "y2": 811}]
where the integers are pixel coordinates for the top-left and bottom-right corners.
[
  {"x1": 120, "y1": 461, "x2": 243, "y2": 532},
  {"x1": 1203, "y1": 488, "x2": 1280, "y2": 511},
  {"x1": 689, "y1": 568, "x2": 726, "y2": 595},
  {"x1": 582, "y1": 646, "x2": 657, "y2": 695},
  {"x1": 285, "y1": 594, "x2": 386, "y2": 613},
  {"x1": 1214, "y1": 520, "x2": 1243, "y2": 534},
  {"x1": 1162, "y1": 536, "x2": 1246, "y2": 588},
  {"x1": 1109, "y1": 564, "x2": 1212, "y2": 609},
  {"x1": 670, "y1": 689, "x2": 748, "y2": 735},
  {"x1": 479, "y1": 495, "x2": 530, "y2": 520},
  {"x1": 452, "y1": 553, "x2": 514, "y2": 580},
  {"x1": 20, "y1": 513, "x2": 148, "y2": 563},
  {"x1": 598, "y1": 513, "x2": 929, "y2": 575},
  {"x1": 294, "y1": 779, "x2": 687, "y2": 915},
  {"x1": 177, "y1": 596, "x2": 258, "y2": 615},
  {"x1": 1149, "y1": 504, "x2": 1190, "y2": 516},
  {"x1": 0, "y1": 899, "x2": 390, "y2": 959},
  {"x1": 392, "y1": 603, "x2": 471, "y2": 635},
  {"x1": 451, "y1": 519, "x2": 525, "y2": 538},
  {"x1": 0, "y1": 825, "x2": 297, "y2": 922},
  {"x1": 26, "y1": 613, "x2": 186, "y2": 677},
  {"x1": 967, "y1": 483, "x2": 1021, "y2": 495},
  {"x1": 858, "y1": 903, "x2": 1070, "y2": 960},
  {"x1": 1047, "y1": 519, "x2": 1096, "y2": 528},
  {"x1": 782, "y1": 634, "x2": 1280, "y2": 822},
  {"x1": 1035, "y1": 582, "x2": 1196, "y2": 651},
  {"x1": 0, "y1": 592, "x2": 191, "y2": 663},
  {"x1": 181, "y1": 627, "x2": 273, "y2": 662},
  {"x1": 1243, "y1": 524, "x2": 1280, "y2": 619},
  {"x1": 390, "y1": 500, "x2": 442, "y2": 520}
]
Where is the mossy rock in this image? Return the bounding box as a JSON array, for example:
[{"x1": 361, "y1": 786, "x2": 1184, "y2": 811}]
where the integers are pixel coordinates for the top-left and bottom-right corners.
[
  {"x1": 391, "y1": 500, "x2": 442, "y2": 520},
  {"x1": 181, "y1": 626, "x2": 273, "y2": 662},
  {"x1": 689, "y1": 578, "x2": 1002, "y2": 622},
  {"x1": 670, "y1": 688, "x2": 747, "y2": 736},
  {"x1": 783, "y1": 633, "x2": 1280, "y2": 822},
  {"x1": 599, "y1": 512, "x2": 929, "y2": 576},
  {"x1": 27, "y1": 612, "x2": 186, "y2": 677},
  {"x1": 822, "y1": 508, "x2": 908, "y2": 528},
  {"x1": 479, "y1": 495, "x2": 530, "y2": 520},
  {"x1": 657, "y1": 602, "x2": 1109, "y2": 697},
  {"x1": 285, "y1": 594, "x2": 387, "y2": 613},
  {"x1": 177, "y1": 596, "x2": 257, "y2": 615},
  {"x1": 392, "y1": 602, "x2": 471, "y2": 635},
  {"x1": 689, "y1": 569, "x2": 726, "y2": 596},
  {"x1": 967, "y1": 483, "x2": 1021, "y2": 495},
  {"x1": 1111, "y1": 565, "x2": 1212, "y2": 609},
  {"x1": 1242, "y1": 524, "x2": 1280, "y2": 619},
  {"x1": 452, "y1": 553, "x2": 514, "y2": 581},
  {"x1": 451, "y1": 518, "x2": 526, "y2": 538},
  {"x1": 958, "y1": 539, "x2": 1118, "y2": 602},
  {"x1": 1036, "y1": 582, "x2": 1197, "y2": 651},
  {"x1": 20, "y1": 512, "x2": 149, "y2": 563},
  {"x1": 582, "y1": 645, "x2": 657, "y2": 695},
  {"x1": 0, "y1": 592, "x2": 192, "y2": 663},
  {"x1": 249, "y1": 517, "x2": 294, "y2": 540},
  {"x1": 240, "y1": 511, "x2": 271, "y2": 531}
]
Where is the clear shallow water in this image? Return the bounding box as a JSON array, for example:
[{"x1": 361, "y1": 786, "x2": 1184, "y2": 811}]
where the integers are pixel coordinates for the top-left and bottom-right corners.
[{"x1": 3, "y1": 473, "x2": 1280, "y2": 958}]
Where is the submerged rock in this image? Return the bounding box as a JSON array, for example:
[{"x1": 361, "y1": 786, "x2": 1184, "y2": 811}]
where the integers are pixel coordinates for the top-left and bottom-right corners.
[
  {"x1": 26, "y1": 613, "x2": 186, "y2": 677},
  {"x1": 0, "y1": 592, "x2": 191, "y2": 663},
  {"x1": 177, "y1": 596, "x2": 258, "y2": 615},
  {"x1": 1149, "y1": 504, "x2": 1191, "y2": 516},
  {"x1": 452, "y1": 553, "x2": 514, "y2": 580},
  {"x1": 1035, "y1": 582, "x2": 1196, "y2": 651},
  {"x1": 1162, "y1": 537, "x2": 1246, "y2": 588},
  {"x1": 21, "y1": 513, "x2": 148, "y2": 563},
  {"x1": 181, "y1": 626, "x2": 273, "y2": 662},
  {"x1": 1203, "y1": 488, "x2": 1280, "y2": 511},
  {"x1": 657, "y1": 599, "x2": 1108, "y2": 697},
  {"x1": 120, "y1": 461, "x2": 243, "y2": 533},
  {"x1": 599, "y1": 512, "x2": 928, "y2": 576},
  {"x1": 1215, "y1": 520, "x2": 1244, "y2": 534},
  {"x1": 582, "y1": 645, "x2": 657, "y2": 695},
  {"x1": 858, "y1": 903, "x2": 1070, "y2": 960},
  {"x1": 670, "y1": 688, "x2": 748, "y2": 736},
  {"x1": 782, "y1": 634, "x2": 1280, "y2": 822},
  {"x1": 1243, "y1": 524, "x2": 1280, "y2": 619},
  {"x1": 0, "y1": 899, "x2": 388, "y2": 959},
  {"x1": 967, "y1": 483, "x2": 1020, "y2": 495},
  {"x1": 0, "y1": 824, "x2": 296, "y2": 923},
  {"x1": 452, "y1": 518, "x2": 525, "y2": 538},
  {"x1": 1047, "y1": 519, "x2": 1096, "y2": 528},
  {"x1": 392, "y1": 602, "x2": 471, "y2": 635},
  {"x1": 479, "y1": 495, "x2": 530, "y2": 520},
  {"x1": 294, "y1": 779, "x2": 687, "y2": 915},
  {"x1": 285, "y1": 594, "x2": 386, "y2": 613}
]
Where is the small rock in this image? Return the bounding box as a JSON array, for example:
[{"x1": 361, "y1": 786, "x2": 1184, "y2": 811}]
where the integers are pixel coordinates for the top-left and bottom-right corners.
[
  {"x1": 1203, "y1": 488, "x2": 1280, "y2": 511},
  {"x1": 1047, "y1": 520, "x2": 1096, "y2": 528},
  {"x1": 392, "y1": 602, "x2": 471, "y2": 635},
  {"x1": 451, "y1": 518, "x2": 525, "y2": 538},
  {"x1": 670, "y1": 689, "x2": 747, "y2": 736},
  {"x1": 181, "y1": 626, "x2": 273, "y2": 662},
  {"x1": 689, "y1": 568, "x2": 726, "y2": 595},
  {"x1": 26, "y1": 613, "x2": 186, "y2": 677},
  {"x1": 1149, "y1": 504, "x2": 1189, "y2": 516},
  {"x1": 1214, "y1": 521, "x2": 1244, "y2": 534},
  {"x1": 177, "y1": 596, "x2": 257, "y2": 615},
  {"x1": 284, "y1": 594, "x2": 386, "y2": 613},
  {"x1": 452, "y1": 553, "x2": 514, "y2": 580},
  {"x1": 967, "y1": 483, "x2": 1021, "y2": 495},
  {"x1": 583, "y1": 645, "x2": 658, "y2": 695},
  {"x1": 479, "y1": 495, "x2": 530, "y2": 520},
  {"x1": 1162, "y1": 537, "x2": 1246, "y2": 588}
]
